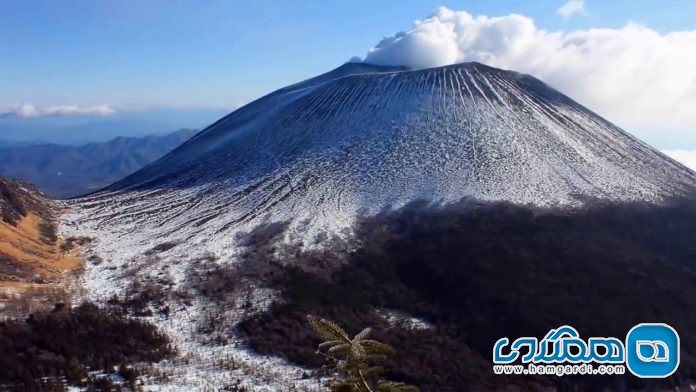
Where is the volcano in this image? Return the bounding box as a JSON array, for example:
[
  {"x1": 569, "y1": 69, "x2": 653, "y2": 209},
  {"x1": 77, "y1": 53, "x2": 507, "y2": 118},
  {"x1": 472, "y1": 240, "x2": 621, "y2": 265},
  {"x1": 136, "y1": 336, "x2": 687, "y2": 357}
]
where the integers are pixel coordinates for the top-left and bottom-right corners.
[
  {"x1": 61, "y1": 62, "x2": 696, "y2": 390},
  {"x1": 70, "y1": 62, "x2": 696, "y2": 251}
]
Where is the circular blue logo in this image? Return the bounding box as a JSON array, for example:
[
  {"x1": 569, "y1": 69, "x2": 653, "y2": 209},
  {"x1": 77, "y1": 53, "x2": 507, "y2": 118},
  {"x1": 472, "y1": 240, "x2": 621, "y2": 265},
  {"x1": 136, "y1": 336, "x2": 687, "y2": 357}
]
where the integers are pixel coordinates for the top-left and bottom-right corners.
[{"x1": 625, "y1": 323, "x2": 680, "y2": 378}]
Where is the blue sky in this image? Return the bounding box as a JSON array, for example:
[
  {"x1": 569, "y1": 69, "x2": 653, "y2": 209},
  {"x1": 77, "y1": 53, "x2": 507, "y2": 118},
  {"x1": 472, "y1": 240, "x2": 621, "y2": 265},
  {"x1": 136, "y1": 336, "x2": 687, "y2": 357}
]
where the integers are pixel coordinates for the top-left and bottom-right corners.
[
  {"x1": 1, "y1": 0, "x2": 695, "y2": 160},
  {"x1": 2, "y1": 0, "x2": 695, "y2": 109}
]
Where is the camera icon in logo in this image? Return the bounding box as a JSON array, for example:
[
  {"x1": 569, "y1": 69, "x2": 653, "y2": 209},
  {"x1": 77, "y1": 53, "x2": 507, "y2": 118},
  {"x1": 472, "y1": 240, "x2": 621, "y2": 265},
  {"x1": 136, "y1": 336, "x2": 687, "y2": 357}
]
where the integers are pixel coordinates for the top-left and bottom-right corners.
[{"x1": 626, "y1": 323, "x2": 680, "y2": 378}]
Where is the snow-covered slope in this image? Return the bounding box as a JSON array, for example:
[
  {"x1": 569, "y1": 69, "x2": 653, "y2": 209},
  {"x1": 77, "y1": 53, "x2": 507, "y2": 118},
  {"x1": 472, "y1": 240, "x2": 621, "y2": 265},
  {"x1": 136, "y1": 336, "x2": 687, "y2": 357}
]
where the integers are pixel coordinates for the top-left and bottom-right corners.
[{"x1": 60, "y1": 62, "x2": 696, "y2": 389}]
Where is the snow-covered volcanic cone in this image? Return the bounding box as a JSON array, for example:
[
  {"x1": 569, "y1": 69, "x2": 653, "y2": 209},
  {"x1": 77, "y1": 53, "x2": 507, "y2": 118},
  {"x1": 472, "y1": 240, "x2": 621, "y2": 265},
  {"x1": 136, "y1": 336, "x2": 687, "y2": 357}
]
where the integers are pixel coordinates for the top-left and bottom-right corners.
[
  {"x1": 59, "y1": 62, "x2": 696, "y2": 389},
  {"x1": 67, "y1": 62, "x2": 696, "y2": 255}
]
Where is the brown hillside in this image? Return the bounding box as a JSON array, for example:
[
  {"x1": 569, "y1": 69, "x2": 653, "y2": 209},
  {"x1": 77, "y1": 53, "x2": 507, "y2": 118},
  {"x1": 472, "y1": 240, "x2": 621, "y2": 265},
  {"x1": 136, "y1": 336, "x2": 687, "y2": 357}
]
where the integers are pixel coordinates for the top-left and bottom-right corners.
[{"x1": 0, "y1": 177, "x2": 83, "y2": 316}]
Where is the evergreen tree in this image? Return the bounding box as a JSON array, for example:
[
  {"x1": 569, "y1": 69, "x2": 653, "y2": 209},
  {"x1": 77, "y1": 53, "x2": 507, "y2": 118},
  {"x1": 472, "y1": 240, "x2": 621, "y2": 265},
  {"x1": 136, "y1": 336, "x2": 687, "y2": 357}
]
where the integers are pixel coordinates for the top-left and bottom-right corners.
[{"x1": 308, "y1": 315, "x2": 419, "y2": 392}]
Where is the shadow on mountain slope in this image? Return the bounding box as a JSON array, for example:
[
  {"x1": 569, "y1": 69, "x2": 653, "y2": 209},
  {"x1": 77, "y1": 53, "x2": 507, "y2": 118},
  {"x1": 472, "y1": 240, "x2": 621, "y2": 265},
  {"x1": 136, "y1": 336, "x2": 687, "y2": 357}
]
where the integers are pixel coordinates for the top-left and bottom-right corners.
[{"x1": 228, "y1": 198, "x2": 696, "y2": 391}]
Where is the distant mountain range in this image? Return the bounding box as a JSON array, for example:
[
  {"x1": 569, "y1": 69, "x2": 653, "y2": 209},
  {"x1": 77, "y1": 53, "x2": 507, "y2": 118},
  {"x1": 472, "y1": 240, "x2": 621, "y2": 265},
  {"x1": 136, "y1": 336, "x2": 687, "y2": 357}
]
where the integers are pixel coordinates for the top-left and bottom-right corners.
[
  {"x1": 0, "y1": 140, "x2": 43, "y2": 148},
  {"x1": 0, "y1": 129, "x2": 197, "y2": 198}
]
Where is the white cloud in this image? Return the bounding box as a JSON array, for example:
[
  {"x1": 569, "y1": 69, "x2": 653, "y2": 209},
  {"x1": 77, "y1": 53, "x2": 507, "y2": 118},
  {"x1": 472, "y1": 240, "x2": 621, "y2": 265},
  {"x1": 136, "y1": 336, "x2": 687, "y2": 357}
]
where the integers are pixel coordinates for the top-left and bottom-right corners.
[
  {"x1": 362, "y1": 7, "x2": 696, "y2": 145},
  {"x1": 0, "y1": 104, "x2": 116, "y2": 118},
  {"x1": 557, "y1": 0, "x2": 587, "y2": 20},
  {"x1": 663, "y1": 150, "x2": 696, "y2": 171}
]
